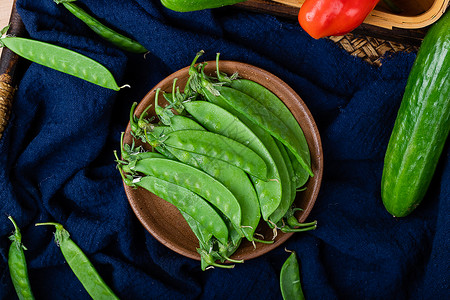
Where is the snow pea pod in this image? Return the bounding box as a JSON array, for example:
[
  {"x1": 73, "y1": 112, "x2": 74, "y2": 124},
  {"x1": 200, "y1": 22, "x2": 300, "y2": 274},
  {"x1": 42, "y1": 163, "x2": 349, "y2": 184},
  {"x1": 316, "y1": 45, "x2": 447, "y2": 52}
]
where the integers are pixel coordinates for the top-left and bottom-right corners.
[
  {"x1": 169, "y1": 115, "x2": 205, "y2": 131},
  {"x1": 7, "y1": 217, "x2": 35, "y2": 300},
  {"x1": 34, "y1": 222, "x2": 119, "y2": 300},
  {"x1": 224, "y1": 78, "x2": 311, "y2": 184},
  {"x1": 142, "y1": 103, "x2": 262, "y2": 242},
  {"x1": 184, "y1": 100, "x2": 284, "y2": 221},
  {"x1": 286, "y1": 146, "x2": 310, "y2": 189},
  {"x1": 181, "y1": 211, "x2": 240, "y2": 270},
  {"x1": 160, "y1": 130, "x2": 268, "y2": 180},
  {"x1": 180, "y1": 210, "x2": 212, "y2": 250},
  {"x1": 0, "y1": 35, "x2": 123, "y2": 91},
  {"x1": 280, "y1": 251, "x2": 305, "y2": 300},
  {"x1": 133, "y1": 175, "x2": 229, "y2": 245},
  {"x1": 169, "y1": 147, "x2": 261, "y2": 242},
  {"x1": 179, "y1": 211, "x2": 235, "y2": 270},
  {"x1": 272, "y1": 140, "x2": 317, "y2": 232},
  {"x1": 268, "y1": 140, "x2": 293, "y2": 224},
  {"x1": 124, "y1": 157, "x2": 242, "y2": 230},
  {"x1": 54, "y1": 0, "x2": 148, "y2": 54},
  {"x1": 201, "y1": 82, "x2": 313, "y2": 178},
  {"x1": 190, "y1": 57, "x2": 312, "y2": 177}
]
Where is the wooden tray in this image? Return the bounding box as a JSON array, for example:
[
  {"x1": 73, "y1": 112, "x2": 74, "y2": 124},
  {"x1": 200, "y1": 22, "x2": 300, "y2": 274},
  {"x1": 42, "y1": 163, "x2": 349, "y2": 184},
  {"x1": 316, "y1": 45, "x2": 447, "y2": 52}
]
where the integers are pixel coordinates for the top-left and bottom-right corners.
[
  {"x1": 0, "y1": 0, "x2": 25, "y2": 139},
  {"x1": 272, "y1": 0, "x2": 449, "y2": 29},
  {"x1": 236, "y1": 0, "x2": 448, "y2": 45}
]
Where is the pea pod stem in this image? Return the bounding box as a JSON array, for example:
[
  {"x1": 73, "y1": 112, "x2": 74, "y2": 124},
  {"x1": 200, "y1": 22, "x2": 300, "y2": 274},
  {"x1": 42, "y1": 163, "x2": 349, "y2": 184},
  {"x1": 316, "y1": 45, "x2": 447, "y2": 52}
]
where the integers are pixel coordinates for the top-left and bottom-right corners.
[{"x1": 35, "y1": 222, "x2": 120, "y2": 300}]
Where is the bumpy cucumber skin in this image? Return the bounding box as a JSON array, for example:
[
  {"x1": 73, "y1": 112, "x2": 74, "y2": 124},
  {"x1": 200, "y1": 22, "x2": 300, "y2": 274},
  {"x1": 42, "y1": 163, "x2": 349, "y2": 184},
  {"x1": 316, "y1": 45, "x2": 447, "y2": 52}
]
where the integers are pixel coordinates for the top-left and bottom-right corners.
[
  {"x1": 381, "y1": 11, "x2": 450, "y2": 217},
  {"x1": 160, "y1": 0, "x2": 245, "y2": 12}
]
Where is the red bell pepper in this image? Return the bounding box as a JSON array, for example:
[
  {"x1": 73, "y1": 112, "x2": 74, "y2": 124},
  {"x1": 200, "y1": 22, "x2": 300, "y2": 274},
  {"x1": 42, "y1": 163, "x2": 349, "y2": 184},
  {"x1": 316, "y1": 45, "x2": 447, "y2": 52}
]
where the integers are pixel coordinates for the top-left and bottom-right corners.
[{"x1": 298, "y1": 0, "x2": 380, "y2": 39}]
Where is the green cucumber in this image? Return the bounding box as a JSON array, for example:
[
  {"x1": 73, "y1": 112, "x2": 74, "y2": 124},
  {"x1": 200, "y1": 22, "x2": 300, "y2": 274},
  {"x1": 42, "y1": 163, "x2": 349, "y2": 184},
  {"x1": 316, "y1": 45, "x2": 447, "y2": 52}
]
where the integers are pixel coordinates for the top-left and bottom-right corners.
[
  {"x1": 160, "y1": 0, "x2": 245, "y2": 12},
  {"x1": 381, "y1": 11, "x2": 450, "y2": 217}
]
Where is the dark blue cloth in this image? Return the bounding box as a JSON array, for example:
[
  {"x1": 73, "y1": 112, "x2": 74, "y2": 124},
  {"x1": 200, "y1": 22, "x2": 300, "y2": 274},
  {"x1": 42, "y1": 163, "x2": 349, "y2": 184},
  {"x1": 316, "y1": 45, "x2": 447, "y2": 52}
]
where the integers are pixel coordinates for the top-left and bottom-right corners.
[{"x1": 1, "y1": 1, "x2": 448, "y2": 299}]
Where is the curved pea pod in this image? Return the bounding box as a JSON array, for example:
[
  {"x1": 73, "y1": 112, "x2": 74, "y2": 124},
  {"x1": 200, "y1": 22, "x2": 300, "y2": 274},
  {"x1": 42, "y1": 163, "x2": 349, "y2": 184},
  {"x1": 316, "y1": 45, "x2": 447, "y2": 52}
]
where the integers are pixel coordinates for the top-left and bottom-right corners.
[
  {"x1": 123, "y1": 157, "x2": 242, "y2": 231},
  {"x1": 280, "y1": 251, "x2": 305, "y2": 300},
  {"x1": 225, "y1": 78, "x2": 312, "y2": 188},
  {"x1": 179, "y1": 211, "x2": 234, "y2": 270},
  {"x1": 184, "y1": 100, "x2": 284, "y2": 221},
  {"x1": 271, "y1": 140, "x2": 317, "y2": 232},
  {"x1": 179, "y1": 210, "x2": 212, "y2": 250},
  {"x1": 151, "y1": 114, "x2": 261, "y2": 242},
  {"x1": 135, "y1": 101, "x2": 262, "y2": 242},
  {"x1": 169, "y1": 115, "x2": 205, "y2": 131},
  {"x1": 54, "y1": 0, "x2": 148, "y2": 54},
  {"x1": 8, "y1": 217, "x2": 35, "y2": 300},
  {"x1": 135, "y1": 175, "x2": 229, "y2": 245},
  {"x1": 268, "y1": 140, "x2": 294, "y2": 224},
  {"x1": 0, "y1": 36, "x2": 123, "y2": 91},
  {"x1": 205, "y1": 84, "x2": 312, "y2": 176},
  {"x1": 160, "y1": 130, "x2": 268, "y2": 180},
  {"x1": 181, "y1": 209, "x2": 242, "y2": 270},
  {"x1": 34, "y1": 222, "x2": 119, "y2": 300},
  {"x1": 286, "y1": 146, "x2": 310, "y2": 189}
]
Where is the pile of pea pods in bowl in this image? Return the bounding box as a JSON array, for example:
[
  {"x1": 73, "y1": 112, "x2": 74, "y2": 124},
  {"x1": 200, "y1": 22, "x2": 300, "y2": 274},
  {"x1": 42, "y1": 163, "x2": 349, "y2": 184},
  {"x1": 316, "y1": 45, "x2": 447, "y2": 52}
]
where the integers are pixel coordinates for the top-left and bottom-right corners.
[{"x1": 116, "y1": 51, "x2": 323, "y2": 270}]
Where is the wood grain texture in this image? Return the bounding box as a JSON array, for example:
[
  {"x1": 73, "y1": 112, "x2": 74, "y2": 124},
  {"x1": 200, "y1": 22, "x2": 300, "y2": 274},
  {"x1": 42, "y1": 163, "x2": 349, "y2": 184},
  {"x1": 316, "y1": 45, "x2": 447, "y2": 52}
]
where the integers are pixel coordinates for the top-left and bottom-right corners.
[
  {"x1": 0, "y1": 0, "x2": 26, "y2": 139},
  {"x1": 0, "y1": 0, "x2": 14, "y2": 57}
]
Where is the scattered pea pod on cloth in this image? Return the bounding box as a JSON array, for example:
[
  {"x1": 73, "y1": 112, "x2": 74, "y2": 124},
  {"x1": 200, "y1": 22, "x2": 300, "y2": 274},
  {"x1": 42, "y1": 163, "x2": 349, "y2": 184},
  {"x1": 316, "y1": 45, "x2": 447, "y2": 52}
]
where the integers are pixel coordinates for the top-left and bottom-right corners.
[
  {"x1": 0, "y1": 26, "x2": 125, "y2": 91},
  {"x1": 1, "y1": 0, "x2": 448, "y2": 298},
  {"x1": 280, "y1": 250, "x2": 305, "y2": 300},
  {"x1": 54, "y1": 0, "x2": 148, "y2": 54},
  {"x1": 35, "y1": 223, "x2": 119, "y2": 300},
  {"x1": 7, "y1": 217, "x2": 35, "y2": 300}
]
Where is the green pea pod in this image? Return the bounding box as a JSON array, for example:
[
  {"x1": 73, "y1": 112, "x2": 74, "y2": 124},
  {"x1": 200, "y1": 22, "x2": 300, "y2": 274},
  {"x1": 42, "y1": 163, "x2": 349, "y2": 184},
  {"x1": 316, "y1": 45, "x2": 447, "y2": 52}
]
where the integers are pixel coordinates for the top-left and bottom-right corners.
[
  {"x1": 168, "y1": 146, "x2": 261, "y2": 242},
  {"x1": 54, "y1": 0, "x2": 148, "y2": 54},
  {"x1": 35, "y1": 222, "x2": 119, "y2": 300},
  {"x1": 124, "y1": 157, "x2": 242, "y2": 231},
  {"x1": 195, "y1": 74, "x2": 313, "y2": 177},
  {"x1": 285, "y1": 145, "x2": 310, "y2": 189},
  {"x1": 181, "y1": 211, "x2": 242, "y2": 270},
  {"x1": 8, "y1": 217, "x2": 35, "y2": 300},
  {"x1": 160, "y1": 0, "x2": 246, "y2": 12},
  {"x1": 184, "y1": 100, "x2": 284, "y2": 221},
  {"x1": 0, "y1": 35, "x2": 123, "y2": 91},
  {"x1": 179, "y1": 210, "x2": 212, "y2": 250},
  {"x1": 280, "y1": 251, "x2": 305, "y2": 300},
  {"x1": 269, "y1": 140, "x2": 294, "y2": 224},
  {"x1": 134, "y1": 176, "x2": 229, "y2": 245},
  {"x1": 224, "y1": 78, "x2": 312, "y2": 185},
  {"x1": 169, "y1": 115, "x2": 205, "y2": 131},
  {"x1": 161, "y1": 130, "x2": 268, "y2": 180}
]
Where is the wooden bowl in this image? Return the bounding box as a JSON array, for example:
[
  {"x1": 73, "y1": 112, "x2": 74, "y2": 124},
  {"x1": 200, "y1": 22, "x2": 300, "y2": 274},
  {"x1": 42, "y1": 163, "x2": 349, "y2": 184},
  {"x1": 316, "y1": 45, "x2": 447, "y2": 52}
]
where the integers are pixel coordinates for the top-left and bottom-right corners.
[{"x1": 122, "y1": 61, "x2": 323, "y2": 262}]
